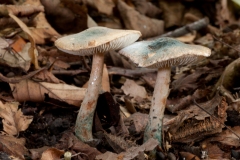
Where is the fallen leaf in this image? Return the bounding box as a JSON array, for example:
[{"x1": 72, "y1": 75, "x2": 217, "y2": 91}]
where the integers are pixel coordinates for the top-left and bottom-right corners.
[
  {"x1": 159, "y1": 1, "x2": 184, "y2": 28},
  {"x1": 0, "y1": 4, "x2": 44, "y2": 17},
  {"x1": 175, "y1": 31, "x2": 197, "y2": 43},
  {"x1": 55, "y1": 131, "x2": 101, "y2": 160},
  {"x1": 121, "y1": 79, "x2": 147, "y2": 99},
  {"x1": 41, "y1": 0, "x2": 88, "y2": 34},
  {"x1": 118, "y1": 0, "x2": 164, "y2": 38},
  {"x1": 33, "y1": 69, "x2": 64, "y2": 83},
  {"x1": 9, "y1": 13, "x2": 40, "y2": 69},
  {"x1": 0, "y1": 101, "x2": 33, "y2": 136},
  {"x1": 96, "y1": 138, "x2": 159, "y2": 160},
  {"x1": 0, "y1": 134, "x2": 29, "y2": 159},
  {"x1": 85, "y1": 0, "x2": 115, "y2": 16},
  {"x1": 40, "y1": 148, "x2": 64, "y2": 160},
  {"x1": 102, "y1": 64, "x2": 110, "y2": 92},
  {"x1": 131, "y1": 0, "x2": 162, "y2": 18},
  {"x1": 29, "y1": 146, "x2": 50, "y2": 160},
  {"x1": 207, "y1": 126, "x2": 240, "y2": 147},
  {"x1": 9, "y1": 80, "x2": 86, "y2": 106},
  {"x1": 180, "y1": 152, "x2": 200, "y2": 160},
  {"x1": 124, "y1": 112, "x2": 148, "y2": 134},
  {"x1": 0, "y1": 37, "x2": 31, "y2": 71}
]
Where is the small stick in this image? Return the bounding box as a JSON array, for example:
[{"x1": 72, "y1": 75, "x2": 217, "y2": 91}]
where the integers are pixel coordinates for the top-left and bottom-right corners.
[
  {"x1": 107, "y1": 66, "x2": 157, "y2": 77},
  {"x1": 0, "y1": 67, "x2": 46, "y2": 83},
  {"x1": 193, "y1": 99, "x2": 240, "y2": 139},
  {"x1": 52, "y1": 69, "x2": 87, "y2": 76},
  {"x1": 149, "y1": 17, "x2": 209, "y2": 40}
]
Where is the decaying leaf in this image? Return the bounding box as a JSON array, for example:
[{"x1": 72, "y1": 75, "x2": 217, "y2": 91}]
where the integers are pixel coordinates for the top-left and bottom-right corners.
[
  {"x1": 124, "y1": 112, "x2": 148, "y2": 135},
  {"x1": 166, "y1": 95, "x2": 228, "y2": 143},
  {"x1": 40, "y1": 148, "x2": 64, "y2": 160},
  {"x1": 0, "y1": 4, "x2": 44, "y2": 17},
  {"x1": 172, "y1": 67, "x2": 211, "y2": 92},
  {"x1": 0, "y1": 37, "x2": 31, "y2": 71},
  {"x1": 206, "y1": 126, "x2": 240, "y2": 147},
  {"x1": 9, "y1": 80, "x2": 86, "y2": 106},
  {"x1": 102, "y1": 64, "x2": 110, "y2": 92},
  {"x1": 33, "y1": 69, "x2": 64, "y2": 84},
  {"x1": 0, "y1": 134, "x2": 29, "y2": 159},
  {"x1": 9, "y1": 13, "x2": 40, "y2": 69},
  {"x1": 29, "y1": 146, "x2": 50, "y2": 160},
  {"x1": 84, "y1": 0, "x2": 115, "y2": 16},
  {"x1": 159, "y1": 1, "x2": 184, "y2": 28},
  {"x1": 121, "y1": 79, "x2": 147, "y2": 99},
  {"x1": 96, "y1": 138, "x2": 159, "y2": 160},
  {"x1": 131, "y1": 0, "x2": 162, "y2": 18},
  {"x1": 179, "y1": 152, "x2": 200, "y2": 160},
  {"x1": 118, "y1": 0, "x2": 164, "y2": 38},
  {"x1": 55, "y1": 131, "x2": 101, "y2": 160},
  {"x1": 0, "y1": 101, "x2": 33, "y2": 136},
  {"x1": 103, "y1": 132, "x2": 137, "y2": 153}
]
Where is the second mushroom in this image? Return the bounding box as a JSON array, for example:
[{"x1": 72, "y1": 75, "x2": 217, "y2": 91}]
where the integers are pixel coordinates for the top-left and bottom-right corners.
[
  {"x1": 55, "y1": 27, "x2": 141, "y2": 142},
  {"x1": 119, "y1": 37, "x2": 211, "y2": 145}
]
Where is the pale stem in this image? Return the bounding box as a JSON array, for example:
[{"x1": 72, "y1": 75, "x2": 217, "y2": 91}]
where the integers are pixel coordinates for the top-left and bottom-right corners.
[
  {"x1": 75, "y1": 52, "x2": 104, "y2": 142},
  {"x1": 144, "y1": 67, "x2": 171, "y2": 144}
]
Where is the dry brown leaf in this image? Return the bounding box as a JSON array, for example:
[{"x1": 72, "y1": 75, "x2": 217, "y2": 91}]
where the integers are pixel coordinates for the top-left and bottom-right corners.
[
  {"x1": 172, "y1": 67, "x2": 210, "y2": 92},
  {"x1": 175, "y1": 31, "x2": 197, "y2": 43},
  {"x1": 0, "y1": 101, "x2": 33, "y2": 136},
  {"x1": 33, "y1": 69, "x2": 64, "y2": 83},
  {"x1": 40, "y1": 148, "x2": 64, "y2": 160},
  {"x1": 41, "y1": 0, "x2": 88, "y2": 34},
  {"x1": 202, "y1": 143, "x2": 226, "y2": 159},
  {"x1": 96, "y1": 138, "x2": 159, "y2": 160},
  {"x1": 0, "y1": 4, "x2": 44, "y2": 17},
  {"x1": 84, "y1": 0, "x2": 115, "y2": 16},
  {"x1": 0, "y1": 37, "x2": 31, "y2": 71},
  {"x1": 167, "y1": 96, "x2": 227, "y2": 143},
  {"x1": 121, "y1": 79, "x2": 147, "y2": 99},
  {"x1": 9, "y1": 13, "x2": 40, "y2": 69},
  {"x1": 131, "y1": 0, "x2": 162, "y2": 18},
  {"x1": 124, "y1": 112, "x2": 148, "y2": 134},
  {"x1": 55, "y1": 131, "x2": 101, "y2": 160},
  {"x1": 9, "y1": 80, "x2": 86, "y2": 106},
  {"x1": 179, "y1": 152, "x2": 200, "y2": 160},
  {"x1": 207, "y1": 126, "x2": 240, "y2": 147},
  {"x1": 29, "y1": 146, "x2": 50, "y2": 160},
  {"x1": 118, "y1": 0, "x2": 164, "y2": 38},
  {"x1": 102, "y1": 64, "x2": 110, "y2": 92},
  {"x1": 0, "y1": 134, "x2": 29, "y2": 159},
  {"x1": 159, "y1": 1, "x2": 184, "y2": 28}
]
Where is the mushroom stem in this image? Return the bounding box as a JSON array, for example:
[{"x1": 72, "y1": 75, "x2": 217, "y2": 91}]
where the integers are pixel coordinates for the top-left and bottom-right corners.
[
  {"x1": 144, "y1": 67, "x2": 171, "y2": 144},
  {"x1": 75, "y1": 52, "x2": 104, "y2": 142}
]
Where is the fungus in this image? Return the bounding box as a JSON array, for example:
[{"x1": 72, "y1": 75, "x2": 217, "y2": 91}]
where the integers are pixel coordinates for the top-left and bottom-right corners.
[
  {"x1": 55, "y1": 27, "x2": 141, "y2": 142},
  {"x1": 119, "y1": 37, "x2": 211, "y2": 144}
]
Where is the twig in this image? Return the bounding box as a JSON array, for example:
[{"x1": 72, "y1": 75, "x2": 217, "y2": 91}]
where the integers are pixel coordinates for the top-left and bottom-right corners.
[
  {"x1": 149, "y1": 17, "x2": 209, "y2": 40},
  {"x1": 52, "y1": 69, "x2": 87, "y2": 76},
  {"x1": 193, "y1": 99, "x2": 240, "y2": 140},
  {"x1": 107, "y1": 66, "x2": 157, "y2": 78},
  {"x1": 0, "y1": 67, "x2": 46, "y2": 83}
]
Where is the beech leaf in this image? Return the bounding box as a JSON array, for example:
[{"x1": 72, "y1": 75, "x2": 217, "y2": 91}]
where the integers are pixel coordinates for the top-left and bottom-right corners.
[{"x1": 0, "y1": 101, "x2": 33, "y2": 136}]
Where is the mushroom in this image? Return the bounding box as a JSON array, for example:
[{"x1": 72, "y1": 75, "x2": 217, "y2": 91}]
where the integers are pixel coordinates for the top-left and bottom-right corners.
[
  {"x1": 55, "y1": 27, "x2": 141, "y2": 142},
  {"x1": 119, "y1": 37, "x2": 211, "y2": 144}
]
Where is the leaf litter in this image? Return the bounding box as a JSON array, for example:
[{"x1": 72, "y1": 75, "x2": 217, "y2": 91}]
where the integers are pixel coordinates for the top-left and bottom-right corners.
[{"x1": 0, "y1": 0, "x2": 240, "y2": 159}]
